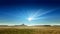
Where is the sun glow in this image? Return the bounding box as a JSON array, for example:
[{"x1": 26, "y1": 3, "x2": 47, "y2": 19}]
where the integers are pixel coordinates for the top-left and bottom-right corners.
[{"x1": 28, "y1": 18, "x2": 33, "y2": 21}]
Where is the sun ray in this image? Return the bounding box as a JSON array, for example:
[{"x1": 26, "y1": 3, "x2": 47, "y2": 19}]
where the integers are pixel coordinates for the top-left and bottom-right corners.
[
  {"x1": 36, "y1": 9, "x2": 55, "y2": 17},
  {"x1": 27, "y1": 9, "x2": 55, "y2": 21}
]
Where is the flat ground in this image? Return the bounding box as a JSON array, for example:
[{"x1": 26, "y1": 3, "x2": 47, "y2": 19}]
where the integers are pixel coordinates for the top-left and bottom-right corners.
[{"x1": 0, "y1": 26, "x2": 60, "y2": 34}]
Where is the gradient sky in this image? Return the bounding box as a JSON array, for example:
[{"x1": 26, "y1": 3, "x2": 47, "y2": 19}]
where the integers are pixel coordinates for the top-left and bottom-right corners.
[{"x1": 0, "y1": 0, "x2": 60, "y2": 25}]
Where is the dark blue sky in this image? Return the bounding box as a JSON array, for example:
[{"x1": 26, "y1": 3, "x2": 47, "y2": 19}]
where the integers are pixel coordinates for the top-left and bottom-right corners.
[{"x1": 0, "y1": 0, "x2": 60, "y2": 25}]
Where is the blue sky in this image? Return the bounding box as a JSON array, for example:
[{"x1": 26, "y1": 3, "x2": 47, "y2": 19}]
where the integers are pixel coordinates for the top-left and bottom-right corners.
[{"x1": 0, "y1": 0, "x2": 60, "y2": 25}]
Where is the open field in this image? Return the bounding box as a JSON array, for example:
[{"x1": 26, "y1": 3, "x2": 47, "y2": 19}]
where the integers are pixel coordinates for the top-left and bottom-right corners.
[{"x1": 0, "y1": 26, "x2": 60, "y2": 34}]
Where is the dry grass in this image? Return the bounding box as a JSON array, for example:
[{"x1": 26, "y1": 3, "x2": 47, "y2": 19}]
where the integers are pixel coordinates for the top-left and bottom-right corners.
[{"x1": 0, "y1": 27, "x2": 60, "y2": 34}]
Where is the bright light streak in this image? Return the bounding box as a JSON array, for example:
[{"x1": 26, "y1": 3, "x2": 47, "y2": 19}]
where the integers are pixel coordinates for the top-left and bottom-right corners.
[
  {"x1": 36, "y1": 9, "x2": 55, "y2": 17},
  {"x1": 27, "y1": 9, "x2": 55, "y2": 21},
  {"x1": 32, "y1": 9, "x2": 55, "y2": 18}
]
